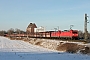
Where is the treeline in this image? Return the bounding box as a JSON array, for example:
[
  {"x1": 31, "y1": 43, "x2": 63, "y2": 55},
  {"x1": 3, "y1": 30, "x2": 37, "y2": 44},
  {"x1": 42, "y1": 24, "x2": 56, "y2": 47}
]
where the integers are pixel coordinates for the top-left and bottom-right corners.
[
  {"x1": 0, "y1": 28, "x2": 26, "y2": 36},
  {"x1": 78, "y1": 31, "x2": 90, "y2": 39}
]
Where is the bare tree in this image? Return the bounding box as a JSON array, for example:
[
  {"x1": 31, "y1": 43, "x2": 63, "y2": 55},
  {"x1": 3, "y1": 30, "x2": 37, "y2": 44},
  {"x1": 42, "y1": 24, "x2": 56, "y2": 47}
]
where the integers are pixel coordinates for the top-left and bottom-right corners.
[
  {"x1": 0, "y1": 30, "x2": 6, "y2": 36},
  {"x1": 7, "y1": 28, "x2": 14, "y2": 35},
  {"x1": 15, "y1": 28, "x2": 20, "y2": 34},
  {"x1": 15, "y1": 28, "x2": 25, "y2": 34},
  {"x1": 78, "y1": 30, "x2": 84, "y2": 39}
]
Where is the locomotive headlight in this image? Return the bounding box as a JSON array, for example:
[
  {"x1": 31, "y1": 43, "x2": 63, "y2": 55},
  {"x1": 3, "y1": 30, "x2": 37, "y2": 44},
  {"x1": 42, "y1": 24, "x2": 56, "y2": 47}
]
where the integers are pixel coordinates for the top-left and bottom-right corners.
[{"x1": 73, "y1": 34, "x2": 74, "y2": 35}]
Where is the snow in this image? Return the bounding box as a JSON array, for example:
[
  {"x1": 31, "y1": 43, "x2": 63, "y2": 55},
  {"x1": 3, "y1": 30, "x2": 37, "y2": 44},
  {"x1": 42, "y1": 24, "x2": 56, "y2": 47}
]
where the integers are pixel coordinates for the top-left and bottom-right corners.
[{"x1": 0, "y1": 36, "x2": 90, "y2": 60}]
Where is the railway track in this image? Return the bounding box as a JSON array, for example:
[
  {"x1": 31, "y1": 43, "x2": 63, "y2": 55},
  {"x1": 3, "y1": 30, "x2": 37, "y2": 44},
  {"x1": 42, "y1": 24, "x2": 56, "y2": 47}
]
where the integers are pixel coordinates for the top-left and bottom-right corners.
[{"x1": 8, "y1": 36, "x2": 90, "y2": 43}]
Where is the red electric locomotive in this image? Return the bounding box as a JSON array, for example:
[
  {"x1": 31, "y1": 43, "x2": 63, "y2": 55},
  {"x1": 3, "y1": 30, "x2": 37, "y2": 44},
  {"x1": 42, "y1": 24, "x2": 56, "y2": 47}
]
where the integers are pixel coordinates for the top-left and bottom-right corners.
[{"x1": 51, "y1": 30, "x2": 78, "y2": 40}]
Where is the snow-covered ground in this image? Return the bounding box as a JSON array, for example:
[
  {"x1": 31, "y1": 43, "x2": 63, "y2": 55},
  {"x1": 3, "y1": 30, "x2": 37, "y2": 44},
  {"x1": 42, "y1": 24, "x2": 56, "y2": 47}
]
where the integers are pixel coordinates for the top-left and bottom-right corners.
[{"x1": 0, "y1": 36, "x2": 90, "y2": 60}]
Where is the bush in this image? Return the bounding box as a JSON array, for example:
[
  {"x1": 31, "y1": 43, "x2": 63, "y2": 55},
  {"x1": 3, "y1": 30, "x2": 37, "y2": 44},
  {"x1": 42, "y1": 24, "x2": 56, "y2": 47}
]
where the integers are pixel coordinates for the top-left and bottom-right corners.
[{"x1": 56, "y1": 43, "x2": 79, "y2": 53}]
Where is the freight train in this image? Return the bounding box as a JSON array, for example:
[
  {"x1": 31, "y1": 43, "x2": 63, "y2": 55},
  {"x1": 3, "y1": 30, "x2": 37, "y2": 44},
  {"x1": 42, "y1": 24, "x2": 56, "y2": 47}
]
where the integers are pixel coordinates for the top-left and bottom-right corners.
[
  {"x1": 34, "y1": 29, "x2": 79, "y2": 40},
  {"x1": 5, "y1": 29, "x2": 79, "y2": 40}
]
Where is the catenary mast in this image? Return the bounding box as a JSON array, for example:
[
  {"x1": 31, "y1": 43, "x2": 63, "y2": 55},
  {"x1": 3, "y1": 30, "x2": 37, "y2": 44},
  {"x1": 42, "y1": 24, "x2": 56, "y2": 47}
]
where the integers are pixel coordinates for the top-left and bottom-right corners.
[{"x1": 84, "y1": 14, "x2": 89, "y2": 41}]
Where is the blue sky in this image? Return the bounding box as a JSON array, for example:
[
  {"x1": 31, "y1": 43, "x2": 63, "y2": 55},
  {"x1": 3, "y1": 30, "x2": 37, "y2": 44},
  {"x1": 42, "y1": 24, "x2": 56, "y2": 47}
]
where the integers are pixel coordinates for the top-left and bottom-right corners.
[{"x1": 0, "y1": 0, "x2": 90, "y2": 32}]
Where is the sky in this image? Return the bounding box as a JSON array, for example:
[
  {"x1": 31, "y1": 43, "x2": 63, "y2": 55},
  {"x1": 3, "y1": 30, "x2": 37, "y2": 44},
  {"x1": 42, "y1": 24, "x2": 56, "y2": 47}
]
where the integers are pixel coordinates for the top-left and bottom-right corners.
[{"x1": 0, "y1": 0, "x2": 90, "y2": 32}]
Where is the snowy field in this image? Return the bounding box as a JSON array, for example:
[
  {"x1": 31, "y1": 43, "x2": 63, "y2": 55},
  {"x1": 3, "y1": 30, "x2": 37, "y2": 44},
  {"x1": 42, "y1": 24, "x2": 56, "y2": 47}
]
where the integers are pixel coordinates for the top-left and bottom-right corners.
[{"x1": 0, "y1": 36, "x2": 90, "y2": 60}]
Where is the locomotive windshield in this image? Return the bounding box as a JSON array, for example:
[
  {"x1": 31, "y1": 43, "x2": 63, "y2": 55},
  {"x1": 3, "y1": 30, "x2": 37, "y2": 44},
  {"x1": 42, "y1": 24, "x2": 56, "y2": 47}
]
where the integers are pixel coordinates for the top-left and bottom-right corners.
[{"x1": 72, "y1": 31, "x2": 78, "y2": 34}]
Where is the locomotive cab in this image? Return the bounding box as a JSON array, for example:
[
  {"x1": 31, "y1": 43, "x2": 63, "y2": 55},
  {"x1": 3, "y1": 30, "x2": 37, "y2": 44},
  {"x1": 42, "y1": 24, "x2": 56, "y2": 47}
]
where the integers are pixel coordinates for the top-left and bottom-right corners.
[{"x1": 70, "y1": 30, "x2": 79, "y2": 39}]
